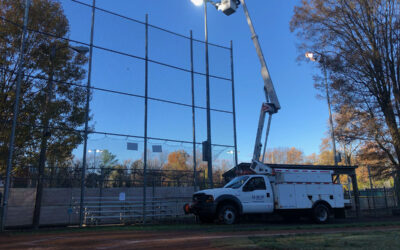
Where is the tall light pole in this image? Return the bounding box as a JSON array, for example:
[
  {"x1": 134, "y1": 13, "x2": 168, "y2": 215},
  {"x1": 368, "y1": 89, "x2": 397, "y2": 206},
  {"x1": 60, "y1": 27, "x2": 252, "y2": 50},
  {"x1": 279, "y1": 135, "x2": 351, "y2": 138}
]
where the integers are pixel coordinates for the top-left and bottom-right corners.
[
  {"x1": 1, "y1": 0, "x2": 30, "y2": 232},
  {"x1": 88, "y1": 149, "x2": 103, "y2": 170},
  {"x1": 305, "y1": 52, "x2": 338, "y2": 166},
  {"x1": 191, "y1": 0, "x2": 213, "y2": 188},
  {"x1": 88, "y1": 149, "x2": 103, "y2": 220}
]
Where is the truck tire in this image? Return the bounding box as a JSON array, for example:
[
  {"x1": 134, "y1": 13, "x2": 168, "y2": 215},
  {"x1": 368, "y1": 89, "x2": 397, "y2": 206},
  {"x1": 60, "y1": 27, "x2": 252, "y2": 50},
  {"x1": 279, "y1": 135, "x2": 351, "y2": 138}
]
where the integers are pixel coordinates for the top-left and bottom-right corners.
[
  {"x1": 312, "y1": 204, "x2": 330, "y2": 223},
  {"x1": 218, "y1": 205, "x2": 238, "y2": 225}
]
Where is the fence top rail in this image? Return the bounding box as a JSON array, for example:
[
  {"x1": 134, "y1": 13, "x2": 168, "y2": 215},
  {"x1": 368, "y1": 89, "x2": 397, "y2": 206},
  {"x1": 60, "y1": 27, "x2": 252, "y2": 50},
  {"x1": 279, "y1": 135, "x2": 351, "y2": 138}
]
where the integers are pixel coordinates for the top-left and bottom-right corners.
[
  {"x1": 72, "y1": 196, "x2": 192, "y2": 202},
  {"x1": 0, "y1": 15, "x2": 232, "y2": 82},
  {"x1": 69, "y1": 0, "x2": 231, "y2": 50}
]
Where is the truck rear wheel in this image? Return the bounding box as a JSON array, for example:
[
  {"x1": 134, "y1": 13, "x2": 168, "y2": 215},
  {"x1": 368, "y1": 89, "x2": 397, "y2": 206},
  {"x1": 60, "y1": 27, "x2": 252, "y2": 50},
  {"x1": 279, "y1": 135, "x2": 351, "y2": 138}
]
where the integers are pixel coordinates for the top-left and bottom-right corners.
[
  {"x1": 218, "y1": 205, "x2": 238, "y2": 225},
  {"x1": 312, "y1": 204, "x2": 330, "y2": 223}
]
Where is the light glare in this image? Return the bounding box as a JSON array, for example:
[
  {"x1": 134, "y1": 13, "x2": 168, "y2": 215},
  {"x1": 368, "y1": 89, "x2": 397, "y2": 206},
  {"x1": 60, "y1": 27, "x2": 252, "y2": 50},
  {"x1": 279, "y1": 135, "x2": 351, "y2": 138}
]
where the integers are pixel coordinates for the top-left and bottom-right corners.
[
  {"x1": 191, "y1": 0, "x2": 203, "y2": 6},
  {"x1": 305, "y1": 52, "x2": 316, "y2": 61}
]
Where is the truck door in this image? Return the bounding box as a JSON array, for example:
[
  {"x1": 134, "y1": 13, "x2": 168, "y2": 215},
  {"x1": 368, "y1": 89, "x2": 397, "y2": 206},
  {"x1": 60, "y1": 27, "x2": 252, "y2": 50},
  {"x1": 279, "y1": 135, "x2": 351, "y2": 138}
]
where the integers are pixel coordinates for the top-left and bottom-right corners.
[{"x1": 241, "y1": 176, "x2": 274, "y2": 213}]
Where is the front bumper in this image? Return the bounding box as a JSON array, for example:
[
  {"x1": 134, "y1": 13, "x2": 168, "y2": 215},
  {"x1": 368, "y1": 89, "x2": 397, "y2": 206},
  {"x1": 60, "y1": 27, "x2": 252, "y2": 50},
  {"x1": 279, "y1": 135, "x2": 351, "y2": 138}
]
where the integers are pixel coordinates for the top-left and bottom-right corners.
[{"x1": 184, "y1": 201, "x2": 216, "y2": 217}]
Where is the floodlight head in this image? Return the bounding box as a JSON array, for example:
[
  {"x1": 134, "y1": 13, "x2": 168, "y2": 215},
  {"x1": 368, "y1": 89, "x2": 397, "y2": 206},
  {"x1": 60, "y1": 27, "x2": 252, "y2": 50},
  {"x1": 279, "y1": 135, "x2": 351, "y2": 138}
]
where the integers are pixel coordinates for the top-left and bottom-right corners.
[
  {"x1": 191, "y1": 0, "x2": 203, "y2": 6},
  {"x1": 217, "y1": 0, "x2": 237, "y2": 16},
  {"x1": 71, "y1": 45, "x2": 89, "y2": 54},
  {"x1": 305, "y1": 52, "x2": 317, "y2": 62}
]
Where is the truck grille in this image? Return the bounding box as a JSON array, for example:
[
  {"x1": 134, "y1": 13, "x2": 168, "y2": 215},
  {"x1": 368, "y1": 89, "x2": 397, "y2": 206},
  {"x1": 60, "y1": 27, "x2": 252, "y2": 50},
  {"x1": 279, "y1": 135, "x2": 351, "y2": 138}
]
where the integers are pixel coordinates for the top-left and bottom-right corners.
[{"x1": 193, "y1": 193, "x2": 208, "y2": 202}]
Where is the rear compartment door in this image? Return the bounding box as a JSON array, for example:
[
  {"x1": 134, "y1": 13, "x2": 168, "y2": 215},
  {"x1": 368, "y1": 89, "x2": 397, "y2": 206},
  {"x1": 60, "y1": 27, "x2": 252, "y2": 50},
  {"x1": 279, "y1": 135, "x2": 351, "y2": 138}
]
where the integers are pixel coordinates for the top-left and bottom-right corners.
[{"x1": 275, "y1": 184, "x2": 297, "y2": 209}]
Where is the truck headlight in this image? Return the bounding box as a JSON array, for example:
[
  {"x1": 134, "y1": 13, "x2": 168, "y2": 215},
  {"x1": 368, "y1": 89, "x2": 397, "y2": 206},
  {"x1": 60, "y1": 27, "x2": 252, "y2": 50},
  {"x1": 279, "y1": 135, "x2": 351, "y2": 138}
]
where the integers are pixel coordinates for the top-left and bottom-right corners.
[{"x1": 205, "y1": 195, "x2": 214, "y2": 203}]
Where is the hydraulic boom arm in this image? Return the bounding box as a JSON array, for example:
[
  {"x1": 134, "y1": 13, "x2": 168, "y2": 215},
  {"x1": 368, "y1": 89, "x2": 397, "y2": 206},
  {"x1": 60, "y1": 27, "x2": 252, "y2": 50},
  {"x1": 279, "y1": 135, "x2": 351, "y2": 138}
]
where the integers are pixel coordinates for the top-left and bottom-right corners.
[
  {"x1": 238, "y1": 0, "x2": 280, "y2": 168},
  {"x1": 211, "y1": 0, "x2": 281, "y2": 173}
]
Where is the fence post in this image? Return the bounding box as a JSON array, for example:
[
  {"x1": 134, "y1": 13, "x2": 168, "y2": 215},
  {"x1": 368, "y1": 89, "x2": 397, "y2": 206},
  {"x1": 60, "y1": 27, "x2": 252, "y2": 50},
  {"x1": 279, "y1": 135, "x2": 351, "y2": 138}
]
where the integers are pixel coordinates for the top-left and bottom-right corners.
[
  {"x1": 79, "y1": 0, "x2": 96, "y2": 227},
  {"x1": 350, "y1": 173, "x2": 361, "y2": 217},
  {"x1": 0, "y1": 0, "x2": 30, "y2": 232},
  {"x1": 384, "y1": 187, "x2": 389, "y2": 214},
  {"x1": 190, "y1": 30, "x2": 197, "y2": 191},
  {"x1": 230, "y1": 40, "x2": 238, "y2": 167},
  {"x1": 367, "y1": 166, "x2": 376, "y2": 216},
  {"x1": 142, "y1": 13, "x2": 149, "y2": 225}
]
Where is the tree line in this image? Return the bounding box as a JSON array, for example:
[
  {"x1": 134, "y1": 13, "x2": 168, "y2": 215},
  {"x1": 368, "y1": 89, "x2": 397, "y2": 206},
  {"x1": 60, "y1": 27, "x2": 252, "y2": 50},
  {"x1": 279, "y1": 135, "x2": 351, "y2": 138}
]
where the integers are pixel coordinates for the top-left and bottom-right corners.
[
  {"x1": 291, "y1": 0, "x2": 400, "y2": 198},
  {"x1": 60, "y1": 149, "x2": 232, "y2": 188},
  {"x1": 1, "y1": 0, "x2": 88, "y2": 180}
]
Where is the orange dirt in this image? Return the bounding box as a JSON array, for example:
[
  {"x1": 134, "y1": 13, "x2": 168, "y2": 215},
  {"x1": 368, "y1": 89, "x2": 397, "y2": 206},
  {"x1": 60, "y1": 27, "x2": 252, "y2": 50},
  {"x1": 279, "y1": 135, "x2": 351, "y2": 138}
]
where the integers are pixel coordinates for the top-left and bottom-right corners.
[{"x1": 1, "y1": 224, "x2": 400, "y2": 249}]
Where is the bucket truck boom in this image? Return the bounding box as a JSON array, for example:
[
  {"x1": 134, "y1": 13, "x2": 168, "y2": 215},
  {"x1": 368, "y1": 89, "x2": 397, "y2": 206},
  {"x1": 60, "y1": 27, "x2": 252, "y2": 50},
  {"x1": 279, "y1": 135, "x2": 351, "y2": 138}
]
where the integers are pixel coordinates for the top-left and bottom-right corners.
[
  {"x1": 210, "y1": 0, "x2": 281, "y2": 174},
  {"x1": 239, "y1": 0, "x2": 280, "y2": 174}
]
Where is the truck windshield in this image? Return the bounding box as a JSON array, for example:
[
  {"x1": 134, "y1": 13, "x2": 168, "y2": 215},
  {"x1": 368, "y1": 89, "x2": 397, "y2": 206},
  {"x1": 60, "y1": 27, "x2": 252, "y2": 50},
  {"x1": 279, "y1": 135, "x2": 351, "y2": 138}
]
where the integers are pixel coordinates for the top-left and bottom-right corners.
[{"x1": 224, "y1": 176, "x2": 250, "y2": 189}]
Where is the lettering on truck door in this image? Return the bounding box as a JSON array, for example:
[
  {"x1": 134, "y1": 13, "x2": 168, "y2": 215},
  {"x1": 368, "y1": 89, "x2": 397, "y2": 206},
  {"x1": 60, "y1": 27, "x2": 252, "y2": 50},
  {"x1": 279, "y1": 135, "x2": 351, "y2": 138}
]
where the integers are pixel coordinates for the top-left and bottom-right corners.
[{"x1": 241, "y1": 176, "x2": 273, "y2": 213}]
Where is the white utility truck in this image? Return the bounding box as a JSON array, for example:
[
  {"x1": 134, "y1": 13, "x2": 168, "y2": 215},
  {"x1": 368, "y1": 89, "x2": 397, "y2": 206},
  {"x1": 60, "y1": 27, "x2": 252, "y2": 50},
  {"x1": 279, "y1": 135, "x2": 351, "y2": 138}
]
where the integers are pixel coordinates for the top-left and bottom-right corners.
[
  {"x1": 184, "y1": 163, "x2": 347, "y2": 224},
  {"x1": 184, "y1": 1, "x2": 350, "y2": 224}
]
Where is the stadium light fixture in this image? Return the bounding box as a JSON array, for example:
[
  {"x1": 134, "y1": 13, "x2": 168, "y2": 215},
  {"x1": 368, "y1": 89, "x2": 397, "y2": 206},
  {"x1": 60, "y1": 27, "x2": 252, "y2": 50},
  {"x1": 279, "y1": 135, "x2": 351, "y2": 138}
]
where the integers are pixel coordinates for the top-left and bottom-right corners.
[{"x1": 191, "y1": 0, "x2": 203, "y2": 6}]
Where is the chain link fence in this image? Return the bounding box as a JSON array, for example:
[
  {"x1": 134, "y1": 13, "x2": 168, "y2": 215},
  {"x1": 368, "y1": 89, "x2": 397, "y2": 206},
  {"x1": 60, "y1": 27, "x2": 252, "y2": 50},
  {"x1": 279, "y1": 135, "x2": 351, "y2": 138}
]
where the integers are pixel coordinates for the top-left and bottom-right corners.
[{"x1": 0, "y1": 0, "x2": 236, "y2": 228}]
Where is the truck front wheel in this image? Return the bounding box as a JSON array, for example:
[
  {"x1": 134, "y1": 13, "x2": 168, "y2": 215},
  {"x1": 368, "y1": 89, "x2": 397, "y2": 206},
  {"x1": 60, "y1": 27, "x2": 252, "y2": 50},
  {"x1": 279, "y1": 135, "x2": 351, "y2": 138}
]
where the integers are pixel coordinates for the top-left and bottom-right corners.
[
  {"x1": 312, "y1": 204, "x2": 330, "y2": 223},
  {"x1": 218, "y1": 205, "x2": 238, "y2": 225}
]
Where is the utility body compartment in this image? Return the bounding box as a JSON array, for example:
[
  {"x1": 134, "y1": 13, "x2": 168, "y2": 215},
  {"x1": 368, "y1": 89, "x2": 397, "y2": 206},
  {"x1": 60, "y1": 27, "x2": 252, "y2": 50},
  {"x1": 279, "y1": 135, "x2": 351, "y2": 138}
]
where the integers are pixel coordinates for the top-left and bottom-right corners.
[{"x1": 271, "y1": 169, "x2": 344, "y2": 210}]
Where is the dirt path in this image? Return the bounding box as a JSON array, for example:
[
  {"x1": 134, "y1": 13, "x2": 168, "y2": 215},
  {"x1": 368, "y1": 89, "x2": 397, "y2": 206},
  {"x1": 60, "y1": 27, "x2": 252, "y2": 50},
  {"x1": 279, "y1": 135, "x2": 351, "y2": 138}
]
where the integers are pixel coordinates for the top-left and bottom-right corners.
[{"x1": 1, "y1": 225, "x2": 400, "y2": 249}]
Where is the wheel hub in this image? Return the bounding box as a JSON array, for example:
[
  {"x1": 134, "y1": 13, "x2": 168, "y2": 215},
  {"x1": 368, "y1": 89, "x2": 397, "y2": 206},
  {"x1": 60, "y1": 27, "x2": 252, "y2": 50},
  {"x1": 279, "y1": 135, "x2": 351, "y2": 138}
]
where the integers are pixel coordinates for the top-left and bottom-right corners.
[
  {"x1": 224, "y1": 210, "x2": 235, "y2": 224},
  {"x1": 317, "y1": 208, "x2": 328, "y2": 221}
]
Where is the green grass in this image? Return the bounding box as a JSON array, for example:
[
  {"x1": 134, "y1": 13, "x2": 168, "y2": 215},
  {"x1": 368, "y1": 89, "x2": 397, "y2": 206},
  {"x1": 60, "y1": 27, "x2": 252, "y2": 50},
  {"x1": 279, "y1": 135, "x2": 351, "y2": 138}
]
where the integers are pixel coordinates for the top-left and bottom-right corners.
[
  {"x1": 3, "y1": 220, "x2": 400, "y2": 236},
  {"x1": 211, "y1": 230, "x2": 400, "y2": 249}
]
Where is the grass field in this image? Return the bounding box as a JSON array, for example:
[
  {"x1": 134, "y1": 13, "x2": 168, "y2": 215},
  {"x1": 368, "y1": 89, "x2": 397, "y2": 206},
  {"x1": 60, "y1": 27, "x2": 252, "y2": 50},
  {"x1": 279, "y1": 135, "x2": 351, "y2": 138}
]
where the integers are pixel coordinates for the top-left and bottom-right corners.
[
  {"x1": 2, "y1": 219, "x2": 400, "y2": 249},
  {"x1": 211, "y1": 230, "x2": 400, "y2": 249}
]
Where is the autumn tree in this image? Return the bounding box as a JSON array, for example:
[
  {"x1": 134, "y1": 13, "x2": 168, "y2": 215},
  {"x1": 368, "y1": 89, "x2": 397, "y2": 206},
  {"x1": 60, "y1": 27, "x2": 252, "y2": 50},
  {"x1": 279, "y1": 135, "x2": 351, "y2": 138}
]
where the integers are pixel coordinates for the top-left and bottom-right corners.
[
  {"x1": 212, "y1": 159, "x2": 233, "y2": 186},
  {"x1": 356, "y1": 142, "x2": 393, "y2": 179},
  {"x1": 129, "y1": 159, "x2": 144, "y2": 186},
  {"x1": 162, "y1": 150, "x2": 191, "y2": 186},
  {"x1": 263, "y1": 147, "x2": 305, "y2": 164},
  {"x1": 304, "y1": 153, "x2": 318, "y2": 165},
  {"x1": 291, "y1": 0, "x2": 400, "y2": 201},
  {"x1": 108, "y1": 164, "x2": 129, "y2": 187},
  {"x1": 0, "y1": 0, "x2": 88, "y2": 175},
  {"x1": 332, "y1": 105, "x2": 362, "y2": 166}
]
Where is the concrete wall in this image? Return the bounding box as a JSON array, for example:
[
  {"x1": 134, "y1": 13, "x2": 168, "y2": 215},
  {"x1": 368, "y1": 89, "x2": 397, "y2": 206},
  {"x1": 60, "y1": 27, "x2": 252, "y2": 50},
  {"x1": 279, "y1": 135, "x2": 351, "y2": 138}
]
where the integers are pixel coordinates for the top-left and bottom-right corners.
[{"x1": 0, "y1": 186, "x2": 195, "y2": 227}]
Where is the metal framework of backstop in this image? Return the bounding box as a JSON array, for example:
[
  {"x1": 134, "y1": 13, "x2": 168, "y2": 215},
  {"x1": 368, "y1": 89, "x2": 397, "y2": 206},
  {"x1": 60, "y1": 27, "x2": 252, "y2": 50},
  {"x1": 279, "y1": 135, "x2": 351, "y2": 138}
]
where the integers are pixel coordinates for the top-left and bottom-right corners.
[{"x1": 0, "y1": 0, "x2": 238, "y2": 228}]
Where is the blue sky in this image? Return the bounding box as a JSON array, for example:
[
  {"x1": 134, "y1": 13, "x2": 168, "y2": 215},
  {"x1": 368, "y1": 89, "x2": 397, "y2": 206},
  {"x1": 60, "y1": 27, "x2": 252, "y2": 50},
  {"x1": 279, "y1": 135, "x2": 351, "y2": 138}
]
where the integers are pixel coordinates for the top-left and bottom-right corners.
[{"x1": 61, "y1": 0, "x2": 329, "y2": 165}]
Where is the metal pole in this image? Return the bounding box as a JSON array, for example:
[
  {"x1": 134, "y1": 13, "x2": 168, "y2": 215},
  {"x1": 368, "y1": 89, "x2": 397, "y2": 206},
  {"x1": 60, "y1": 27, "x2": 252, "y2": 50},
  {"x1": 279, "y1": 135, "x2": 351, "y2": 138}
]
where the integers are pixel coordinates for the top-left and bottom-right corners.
[
  {"x1": 367, "y1": 165, "x2": 376, "y2": 214},
  {"x1": 79, "y1": 0, "x2": 96, "y2": 227},
  {"x1": 190, "y1": 30, "x2": 197, "y2": 189},
  {"x1": 351, "y1": 173, "x2": 361, "y2": 217},
  {"x1": 230, "y1": 41, "x2": 238, "y2": 167},
  {"x1": 323, "y1": 58, "x2": 338, "y2": 166},
  {"x1": 204, "y1": 0, "x2": 213, "y2": 188},
  {"x1": 0, "y1": 0, "x2": 30, "y2": 231},
  {"x1": 261, "y1": 115, "x2": 272, "y2": 163},
  {"x1": 143, "y1": 14, "x2": 149, "y2": 224},
  {"x1": 239, "y1": 0, "x2": 280, "y2": 110},
  {"x1": 384, "y1": 186, "x2": 389, "y2": 213},
  {"x1": 33, "y1": 45, "x2": 56, "y2": 229}
]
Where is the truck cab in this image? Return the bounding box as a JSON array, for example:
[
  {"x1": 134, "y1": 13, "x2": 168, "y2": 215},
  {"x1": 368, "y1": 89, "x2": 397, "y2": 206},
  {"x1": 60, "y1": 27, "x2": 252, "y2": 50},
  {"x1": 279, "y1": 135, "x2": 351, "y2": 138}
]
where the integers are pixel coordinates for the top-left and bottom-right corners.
[{"x1": 186, "y1": 175, "x2": 273, "y2": 224}]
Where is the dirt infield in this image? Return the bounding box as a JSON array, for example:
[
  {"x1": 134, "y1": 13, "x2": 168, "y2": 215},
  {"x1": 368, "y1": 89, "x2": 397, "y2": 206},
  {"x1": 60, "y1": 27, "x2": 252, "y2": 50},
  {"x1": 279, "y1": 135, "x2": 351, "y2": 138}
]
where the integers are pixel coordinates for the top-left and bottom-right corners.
[{"x1": 1, "y1": 222, "x2": 400, "y2": 249}]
